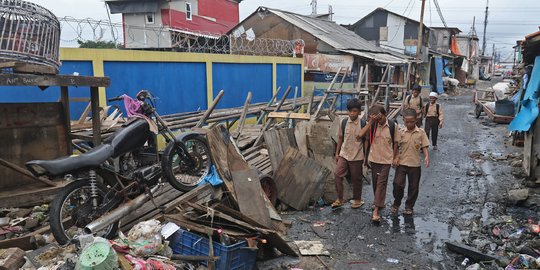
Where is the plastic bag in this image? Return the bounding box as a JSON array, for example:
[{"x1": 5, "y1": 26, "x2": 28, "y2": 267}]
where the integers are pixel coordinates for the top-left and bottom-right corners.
[
  {"x1": 199, "y1": 165, "x2": 223, "y2": 186},
  {"x1": 127, "y1": 220, "x2": 163, "y2": 256}
]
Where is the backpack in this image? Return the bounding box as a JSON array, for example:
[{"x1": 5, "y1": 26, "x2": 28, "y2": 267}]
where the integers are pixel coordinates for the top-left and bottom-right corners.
[
  {"x1": 341, "y1": 118, "x2": 367, "y2": 138},
  {"x1": 407, "y1": 95, "x2": 424, "y2": 110},
  {"x1": 425, "y1": 103, "x2": 440, "y2": 116},
  {"x1": 364, "y1": 119, "x2": 397, "y2": 165}
]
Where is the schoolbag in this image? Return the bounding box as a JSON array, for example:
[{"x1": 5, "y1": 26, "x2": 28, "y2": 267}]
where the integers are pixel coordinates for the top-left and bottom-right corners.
[
  {"x1": 369, "y1": 119, "x2": 396, "y2": 146},
  {"x1": 425, "y1": 103, "x2": 440, "y2": 116},
  {"x1": 341, "y1": 118, "x2": 367, "y2": 138},
  {"x1": 407, "y1": 95, "x2": 424, "y2": 109}
]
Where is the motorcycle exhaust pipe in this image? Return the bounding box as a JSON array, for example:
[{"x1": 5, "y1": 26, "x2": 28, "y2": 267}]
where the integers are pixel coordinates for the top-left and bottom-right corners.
[{"x1": 84, "y1": 184, "x2": 162, "y2": 234}]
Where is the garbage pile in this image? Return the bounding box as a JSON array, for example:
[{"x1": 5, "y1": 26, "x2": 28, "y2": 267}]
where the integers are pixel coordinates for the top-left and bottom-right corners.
[{"x1": 0, "y1": 205, "x2": 52, "y2": 244}]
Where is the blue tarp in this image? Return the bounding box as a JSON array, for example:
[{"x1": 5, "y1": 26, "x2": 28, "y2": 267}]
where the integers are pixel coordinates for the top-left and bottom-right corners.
[
  {"x1": 443, "y1": 59, "x2": 453, "y2": 76},
  {"x1": 508, "y1": 56, "x2": 540, "y2": 131},
  {"x1": 198, "y1": 165, "x2": 223, "y2": 186},
  {"x1": 434, "y1": 57, "x2": 444, "y2": 94}
]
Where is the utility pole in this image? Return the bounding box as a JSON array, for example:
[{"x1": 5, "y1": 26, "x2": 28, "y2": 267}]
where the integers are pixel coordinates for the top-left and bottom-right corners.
[
  {"x1": 482, "y1": 0, "x2": 489, "y2": 56},
  {"x1": 311, "y1": 0, "x2": 317, "y2": 16},
  {"x1": 415, "y1": 0, "x2": 427, "y2": 63}
]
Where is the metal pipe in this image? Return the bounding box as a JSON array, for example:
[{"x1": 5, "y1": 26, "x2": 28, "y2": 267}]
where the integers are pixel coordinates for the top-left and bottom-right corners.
[{"x1": 84, "y1": 184, "x2": 162, "y2": 234}]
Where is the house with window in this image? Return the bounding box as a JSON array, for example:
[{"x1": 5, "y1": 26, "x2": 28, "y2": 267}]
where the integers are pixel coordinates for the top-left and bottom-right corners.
[{"x1": 105, "y1": 0, "x2": 242, "y2": 49}]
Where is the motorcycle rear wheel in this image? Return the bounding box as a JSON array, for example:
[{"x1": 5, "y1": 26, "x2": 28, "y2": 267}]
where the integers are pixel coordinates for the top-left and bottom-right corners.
[
  {"x1": 162, "y1": 136, "x2": 212, "y2": 192},
  {"x1": 49, "y1": 180, "x2": 120, "y2": 245}
]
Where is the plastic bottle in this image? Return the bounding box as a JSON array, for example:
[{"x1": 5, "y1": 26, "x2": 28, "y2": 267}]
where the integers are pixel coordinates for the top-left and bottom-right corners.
[
  {"x1": 217, "y1": 228, "x2": 231, "y2": 246},
  {"x1": 461, "y1": 258, "x2": 469, "y2": 266},
  {"x1": 386, "y1": 258, "x2": 399, "y2": 264}
]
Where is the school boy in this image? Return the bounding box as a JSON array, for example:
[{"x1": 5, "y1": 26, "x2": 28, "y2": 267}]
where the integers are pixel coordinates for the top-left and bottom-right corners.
[
  {"x1": 391, "y1": 108, "x2": 430, "y2": 216},
  {"x1": 424, "y1": 92, "x2": 444, "y2": 150},
  {"x1": 366, "y1": 105, "x2": 400, "y2": 222},
  {"x1": 404, "y1": 84, "x2": 424, "y2": 127},
  {"x1": 332, "y1": 98, "x2": 370, "y2": 209}
]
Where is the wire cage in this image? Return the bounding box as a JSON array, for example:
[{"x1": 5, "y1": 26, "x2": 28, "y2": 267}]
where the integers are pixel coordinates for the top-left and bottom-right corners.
[{"x1": 0, "y1": 0, "x2": 60, "y2": 73}]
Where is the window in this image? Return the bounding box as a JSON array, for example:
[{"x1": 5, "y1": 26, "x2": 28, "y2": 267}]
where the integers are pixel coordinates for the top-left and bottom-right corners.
[
  {"x1": 186, "y1": 2, "x2": 192, "y2": 21},
  {"x1": 145, "y1": 13, "x2": 155, "y2": 24}
]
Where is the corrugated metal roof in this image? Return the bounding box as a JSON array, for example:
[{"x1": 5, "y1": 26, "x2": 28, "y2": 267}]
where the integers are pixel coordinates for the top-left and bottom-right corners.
[
  {"x1": 262, "y1": 7, "x2": 385, "y2": 53},
  {"x1": 340, "y1": 50, "x2": 409, "y2": 64}
]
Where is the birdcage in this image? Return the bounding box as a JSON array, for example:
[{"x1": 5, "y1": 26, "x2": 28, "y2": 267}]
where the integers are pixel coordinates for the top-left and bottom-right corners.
[{"x1": 0, "y1": 0, "x2": 60, "y2": 73}]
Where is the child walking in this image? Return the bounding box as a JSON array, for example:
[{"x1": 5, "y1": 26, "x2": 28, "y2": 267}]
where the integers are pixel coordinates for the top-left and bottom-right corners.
[
  {"x1": 332, "y1": 98, "x2": 370, "y2": 209},
  {"x1": 366, "y1": 105, "x2": 400, "y2": 222},
  {"x1": 424, "y1": 92, "x2": 444, "y2": 150},
  {"x1": 391, "y1": 108, "x2": 430, "y2": 216},
  {"x1": 404, "y1": 84, "x2": 424, "y2": 127}
]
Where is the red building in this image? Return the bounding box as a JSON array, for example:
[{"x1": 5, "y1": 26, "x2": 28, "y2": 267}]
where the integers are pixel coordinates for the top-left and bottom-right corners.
[{"x1": 106, "y1": 0, "x2": 242, "y2": 49}]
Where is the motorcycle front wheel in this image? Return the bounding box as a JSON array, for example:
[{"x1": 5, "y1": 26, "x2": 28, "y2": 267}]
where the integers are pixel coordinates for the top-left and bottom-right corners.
[
  {"x1": 162, "y1": 136, "x2": 212, "y2": 192},
  {"x1": 49, "y1": 180, "x2": 120, "y2": 245}
]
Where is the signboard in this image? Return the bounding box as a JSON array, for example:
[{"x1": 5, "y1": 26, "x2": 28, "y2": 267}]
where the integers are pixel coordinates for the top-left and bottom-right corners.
[{"x1": 304, "y1": 53, "x2": 353, "y2": 73}]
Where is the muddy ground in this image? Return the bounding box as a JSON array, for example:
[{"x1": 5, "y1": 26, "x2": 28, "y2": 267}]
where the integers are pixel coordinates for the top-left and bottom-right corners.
[{"x1": 259, "y1": 81, "x2": 538, "y2": 270}]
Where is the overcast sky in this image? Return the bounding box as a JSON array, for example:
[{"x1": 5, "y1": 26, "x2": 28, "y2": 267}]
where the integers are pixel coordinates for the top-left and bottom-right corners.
[{"x1": 31, "y1": 0, "x2": 539, "y2": 60}]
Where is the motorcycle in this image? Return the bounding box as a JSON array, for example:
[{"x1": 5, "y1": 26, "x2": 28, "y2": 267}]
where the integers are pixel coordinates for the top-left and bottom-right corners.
[{"x1": 26, "y1": 90, "x2": 212, "y2": 245}]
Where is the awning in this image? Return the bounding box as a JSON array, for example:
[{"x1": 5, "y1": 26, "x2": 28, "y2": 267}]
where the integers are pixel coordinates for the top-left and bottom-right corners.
[
  {"x1": 169, "y1": 28, "x2": 221, "y2": 39},
  {"x1": 339, "y1": 49, "x2": 409, "y2": 65},
  {"x1": 106, "y1": 1, "x2": 159, "y2": 14}
]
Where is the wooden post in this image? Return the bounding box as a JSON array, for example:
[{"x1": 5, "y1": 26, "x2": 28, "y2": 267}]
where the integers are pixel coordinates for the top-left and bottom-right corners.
[
  {"x1": 328, "y1": 67, "x2": 350, "y2": 112},
  {"x1": 90, "y1": 87, "x2": 102, "y2": 146},
  {"x1": 234, "y1": 91, "x2": 252, "y2": 139},
  {"x1": 370, "y1": 64, "x2": 390, "y2": 108},
  {"x1": 384, "y1": 66, "x2": 394, "y2": 112},
  {"x1": 253, "y1": 86, "x2": 292, "y2": 146},
  {"x1": 307, "y1": 86, "x2": 315, "y2": 115},
  {"x1": 60, "y1": 86, "x2": 72, "y2": 155},
  {"x1": 313, "y1": 67, "x2": 343, "y2": 118},
  {"x1": 256, "y1": 86, "x2": 282, "y2": 124},
  {"x1": 196, "y1": 90, "x2": 224, "y2": 128},
  {"x1": 288, "y1": 86, "x2": 299, "y2": 128}
]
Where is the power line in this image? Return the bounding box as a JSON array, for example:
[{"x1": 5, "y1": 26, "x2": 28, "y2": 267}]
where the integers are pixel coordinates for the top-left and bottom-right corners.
[{"x1": 432, "y1": 0, "x2": 447, "y2": 27}]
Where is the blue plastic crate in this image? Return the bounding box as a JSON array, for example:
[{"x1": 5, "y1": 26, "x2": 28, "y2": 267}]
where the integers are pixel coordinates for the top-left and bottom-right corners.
[{"x1": 170, "y1": 229, "x2": 257, "y2": 270}]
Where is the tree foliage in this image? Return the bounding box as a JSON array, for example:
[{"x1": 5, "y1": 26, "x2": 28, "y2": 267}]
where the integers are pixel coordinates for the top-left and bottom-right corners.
[{"x1": 77, "y1": 40, "x2": 120, "y2": 49}]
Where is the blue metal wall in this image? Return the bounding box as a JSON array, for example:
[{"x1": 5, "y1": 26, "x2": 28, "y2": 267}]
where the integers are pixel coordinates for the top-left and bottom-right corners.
[
  {"x1": 0, "y1": 61, "x2": 93, "y2": 119},
  {"x1": 103, "y1": 61, "x2": 207, "y2": 115},
  {"x1": 212, "y1": 63, "x2": 272, "y2": 109},
  {"x1": 277, "y1": 64, "x2": 302, "y2": 99}
]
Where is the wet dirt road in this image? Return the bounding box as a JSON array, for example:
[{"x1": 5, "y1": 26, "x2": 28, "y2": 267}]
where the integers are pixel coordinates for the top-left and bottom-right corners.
[{"x1": 278, "y1": 85, "x2": 522, "y2": 269}]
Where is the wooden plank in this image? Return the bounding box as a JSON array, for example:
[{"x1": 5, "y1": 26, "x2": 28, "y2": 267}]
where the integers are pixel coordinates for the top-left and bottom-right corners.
[
  {"x1": 253, "y1": 86, "x2": 292, "y2": 146},
  {"x1": 0, "y1": 158, "x2": 56, "y2": 187},
  {"x1": 234, "y1": 92, "x2": 252, "y2": 139},
  {"x1": 232, "y1": 169, "x2": 273, "y2": 229},
  {"x1": 13, "y1": 63, "x2": 57, "y2": 75},
  {"x1": 90, "y1": 87, "x2": 102, "y2": 146},
  {"x1": 273, "y1": 148, "x2": 330, "y2": 210},
  {"x1": 213, "y1": 204, "x2": 297, "y2": 257},
  {"x1": 263, "y1": 128, "x2": 298, "y2": 172},
  {"x1": 163, "y1": 184, "x2": 213, "y2": 213},
  {"x1": 0, "y1": 184, "x2": 64, "y2": 208},
  {"x1": 445, "y1": 242, "x2": 502, "y2": 262},
  {"x1": 268, "y1": 112, "x2": 310, "y2": 120},
  {"x1": 196, "y1": 90, "x2": 224, "y2": 128},
  {"x1": 0, "y1": 74, "x2": 110, "y2": 87},
  {"x1": 206, "y1": 125, "x2": 250, "y2": 204},
  {"x1": 294, "y1": 121, "x2": 309, "y2": 156}
]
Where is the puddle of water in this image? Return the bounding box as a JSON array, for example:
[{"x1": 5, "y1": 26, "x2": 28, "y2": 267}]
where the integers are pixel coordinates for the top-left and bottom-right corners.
[{"x1": 384, "y1": 215, "x2": 462, "y2": 260}]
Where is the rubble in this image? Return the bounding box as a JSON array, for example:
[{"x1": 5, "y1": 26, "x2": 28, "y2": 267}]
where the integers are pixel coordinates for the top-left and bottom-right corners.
[{"x1": 508, "y1": 189, "x2": 529, "y2": 203}]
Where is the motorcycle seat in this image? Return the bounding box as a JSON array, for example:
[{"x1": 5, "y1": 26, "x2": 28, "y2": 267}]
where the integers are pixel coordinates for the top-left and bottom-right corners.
[{"x1": 26, "y1": 144, "x2": 114, "y2": 177}]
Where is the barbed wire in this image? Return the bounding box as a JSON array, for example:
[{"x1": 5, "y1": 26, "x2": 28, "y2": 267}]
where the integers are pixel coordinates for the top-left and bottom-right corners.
[{"x1": 58, "y1": 17, "x2": 303, "y2": 57}]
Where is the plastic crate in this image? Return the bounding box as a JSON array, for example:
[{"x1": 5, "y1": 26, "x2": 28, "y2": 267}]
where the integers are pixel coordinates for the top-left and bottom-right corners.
[{"x1": 170, "y1": 229, "x2": 257, "y2": 270}]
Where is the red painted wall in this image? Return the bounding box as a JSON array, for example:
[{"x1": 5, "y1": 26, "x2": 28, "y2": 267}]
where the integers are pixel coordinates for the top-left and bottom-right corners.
[
  {"x1": 161, "y1": 9, "x2": 233, "y2": 34},
  {"x1": 160, "y1": 1, "x2": 239, "y2": 35},
  {"x1": 198, "y1": 0, "x2": 239, "y2": 25}
]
